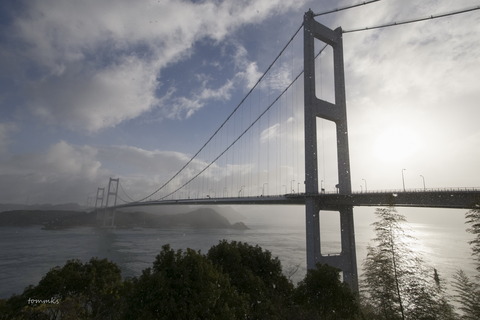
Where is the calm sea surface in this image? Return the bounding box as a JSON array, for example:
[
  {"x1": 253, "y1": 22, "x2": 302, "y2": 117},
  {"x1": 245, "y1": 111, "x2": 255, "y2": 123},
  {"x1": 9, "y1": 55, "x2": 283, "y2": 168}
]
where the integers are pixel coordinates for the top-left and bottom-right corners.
[{"x1": 0, "y1": 206, "x2": 476, "y2": 299}]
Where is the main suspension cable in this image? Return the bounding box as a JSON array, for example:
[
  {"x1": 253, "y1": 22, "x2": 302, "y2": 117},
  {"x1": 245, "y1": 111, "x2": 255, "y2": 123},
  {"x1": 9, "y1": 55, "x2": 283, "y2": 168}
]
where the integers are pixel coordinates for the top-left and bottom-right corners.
[
  {"x1": 161, "y1": 44, "x2": 329, "y2": 200},
  {"x1": 133, "y1": 22, "x2": 305, "y2": 203},
  {"x1": 313, "y1": 0, "x2": 381, "y2": 17},
  {"x1": 343, "y1": 5, "x2": 480, "y2": 33},
  {"x1": 118, "y1": 181, "x2": 136, "y2": 202}
]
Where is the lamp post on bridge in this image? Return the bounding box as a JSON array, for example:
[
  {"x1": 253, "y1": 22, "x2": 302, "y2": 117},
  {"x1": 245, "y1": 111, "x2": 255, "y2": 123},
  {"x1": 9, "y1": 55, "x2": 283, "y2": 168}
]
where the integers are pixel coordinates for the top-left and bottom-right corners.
[
  {"x1": 420, "y1": 175, "x2": 426, "y2": 191},
  {"x1": 362, "y1": 179, "x2": 367, "y2": 192},
  {"x1": 402, "y1": 168, "x2": 407, "y2": 191},
  {"x1": 238, "y1": 186, "x2": 245, "y2": 197},
  {"x1": 290, "y1": 180, "x2": 295, "y2": 193}
]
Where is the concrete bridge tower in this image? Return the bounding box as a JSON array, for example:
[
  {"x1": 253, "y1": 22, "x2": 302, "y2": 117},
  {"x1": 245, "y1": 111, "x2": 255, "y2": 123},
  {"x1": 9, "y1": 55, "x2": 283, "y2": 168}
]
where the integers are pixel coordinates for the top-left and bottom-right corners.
[
  {"x1": 103, "y1": 178, "x2": 119, "y2": 227},
  {"x1": 303, "y1": 10, "x2": 358, "y2": 291}
]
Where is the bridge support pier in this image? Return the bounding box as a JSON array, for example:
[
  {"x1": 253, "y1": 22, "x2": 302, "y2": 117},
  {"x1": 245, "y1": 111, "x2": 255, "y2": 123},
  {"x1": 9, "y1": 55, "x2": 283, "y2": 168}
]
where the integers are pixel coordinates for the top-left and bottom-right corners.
[
  {"x1": 303, "y1": 10, "x2": 358, "y2": 291},
  {"x1": 102, "y1": 208, "x2": 116, "y2": 228},
  {"x1": 305, "y1": 198, "x2": 358, "y2": 290}
]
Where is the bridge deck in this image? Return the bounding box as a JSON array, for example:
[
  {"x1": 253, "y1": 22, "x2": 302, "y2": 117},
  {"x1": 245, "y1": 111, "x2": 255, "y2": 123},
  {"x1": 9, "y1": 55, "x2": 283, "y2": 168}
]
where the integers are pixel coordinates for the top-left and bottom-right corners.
[{"x1": 116, "y1": 189, "x2": 480, "y2": 210}]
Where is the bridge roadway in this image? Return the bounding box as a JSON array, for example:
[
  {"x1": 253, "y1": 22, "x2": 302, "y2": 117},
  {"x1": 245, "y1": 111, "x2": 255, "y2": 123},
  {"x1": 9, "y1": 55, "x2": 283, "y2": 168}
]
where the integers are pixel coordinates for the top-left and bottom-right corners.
[{"x1": 116, "y1": 188, "x2": 480, "y2": 210}]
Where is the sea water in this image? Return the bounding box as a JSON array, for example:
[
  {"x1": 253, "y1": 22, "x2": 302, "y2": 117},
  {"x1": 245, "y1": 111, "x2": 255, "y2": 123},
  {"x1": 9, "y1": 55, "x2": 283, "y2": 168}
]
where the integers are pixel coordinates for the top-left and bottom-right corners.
[{"x1": 0, "y1": 206, "x2": 476, "y2": 299}]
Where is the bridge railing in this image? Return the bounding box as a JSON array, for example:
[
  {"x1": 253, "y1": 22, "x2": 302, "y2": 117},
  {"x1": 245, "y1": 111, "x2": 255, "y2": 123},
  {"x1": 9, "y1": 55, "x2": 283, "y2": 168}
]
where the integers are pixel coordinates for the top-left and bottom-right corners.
[
  {"x1": 172, "y1": 187, "x2": 480, "y2": 200},
  {"x1": 351, "y1": 187, "x2": 480, "y2": 194},
  {"x1": 126, "y1": 187, "x2": 480, "y2": 204}
]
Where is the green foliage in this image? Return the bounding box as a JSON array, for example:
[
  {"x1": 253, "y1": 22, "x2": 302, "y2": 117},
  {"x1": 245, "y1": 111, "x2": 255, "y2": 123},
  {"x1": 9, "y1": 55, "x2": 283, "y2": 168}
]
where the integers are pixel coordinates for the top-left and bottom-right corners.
[
  {"x1": 294, "y1": 263, "x2": 359, "y2": 320},
  {"x1": 430, "y1": 270, "x2": 457, "y2": 320},
  {"x1": 361, "y1": 207, "x2": 454, "y2": 320},
  {"x1": 452, "y1": 270, "x2": 480, "y2": 319},
  {"x1": 466, "y1": 208, "x2": 480, "y2": 272},
  {"x1": 207, "y1": 240, "x2": 294, "y2": 319},
  {"x1": 452, "y1": 208, "x2": 480, "y2": 319},
  {"x1": 0, "y1": 258, "x2": 124, "y2": 320},
  {"x1": 123, "y1": 244, "x2": 247, "y2": 320}
]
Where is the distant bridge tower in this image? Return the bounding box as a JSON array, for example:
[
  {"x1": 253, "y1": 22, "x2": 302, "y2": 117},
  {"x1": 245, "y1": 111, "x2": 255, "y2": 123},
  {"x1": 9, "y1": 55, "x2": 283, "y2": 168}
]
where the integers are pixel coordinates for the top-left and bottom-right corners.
[
  {"x1": 103, "y1": 178, "x2": 119, "y2": 227},
  {"x1": 303, "y1": 10, "x2": 358, "y2": 291},
  {"x1": 94, "y1": 187, "x2": 105, "y2": 209},
  {"x1": 106, "y1": 178, "x2": 119, "y2": 207}
]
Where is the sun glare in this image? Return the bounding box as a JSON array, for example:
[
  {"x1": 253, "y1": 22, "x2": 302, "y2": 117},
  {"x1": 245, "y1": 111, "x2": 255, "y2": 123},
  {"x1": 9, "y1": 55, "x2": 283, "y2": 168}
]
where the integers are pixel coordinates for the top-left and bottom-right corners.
[{"x1": 372, "y1": 126, "x2": 420, "y2": 163}]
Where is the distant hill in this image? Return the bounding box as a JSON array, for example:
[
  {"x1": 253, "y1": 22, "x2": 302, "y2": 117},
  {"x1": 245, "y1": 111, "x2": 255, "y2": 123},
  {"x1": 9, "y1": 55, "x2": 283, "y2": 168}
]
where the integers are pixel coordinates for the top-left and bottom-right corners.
[
  {"x1": 0, "y1": 207, "x2": 248, "y2": 230},
  {"x1": 0, "y1": 210, "x2": 91, "y2": 228},
  {"x1": 117, "y1": 205, "x2": 246, "y2": 222}
]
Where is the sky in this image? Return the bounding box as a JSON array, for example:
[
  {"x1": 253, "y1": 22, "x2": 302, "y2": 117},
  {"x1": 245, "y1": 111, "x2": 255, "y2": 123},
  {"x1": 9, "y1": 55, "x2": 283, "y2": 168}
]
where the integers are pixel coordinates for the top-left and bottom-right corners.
[{"x1": 0, "y1": 0, "x2": 479, "y2": 205}]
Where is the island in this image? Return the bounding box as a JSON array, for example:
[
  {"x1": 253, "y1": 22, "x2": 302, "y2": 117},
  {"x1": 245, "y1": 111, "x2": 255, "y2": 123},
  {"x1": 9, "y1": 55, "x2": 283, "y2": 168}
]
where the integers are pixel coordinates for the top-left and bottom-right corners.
[{"x1": 0, "y1": 207, "x2": 248, "y2": 230}]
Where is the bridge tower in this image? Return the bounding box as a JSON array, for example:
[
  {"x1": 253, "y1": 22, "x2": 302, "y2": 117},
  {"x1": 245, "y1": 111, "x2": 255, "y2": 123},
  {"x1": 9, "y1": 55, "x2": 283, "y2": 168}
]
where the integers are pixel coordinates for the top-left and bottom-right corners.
[
  {"x1": 303, "y1": 10, "x2": 358, "y2": 291},
  {"x1": 94, "y1": 187, "x2": 105, "y2": 209},
  {"x1": 103, "y1": 178, "x2": 119, "y2": 227},
  {"x1": 94, "y1": 187, "x2": 105, "y2": 222}
]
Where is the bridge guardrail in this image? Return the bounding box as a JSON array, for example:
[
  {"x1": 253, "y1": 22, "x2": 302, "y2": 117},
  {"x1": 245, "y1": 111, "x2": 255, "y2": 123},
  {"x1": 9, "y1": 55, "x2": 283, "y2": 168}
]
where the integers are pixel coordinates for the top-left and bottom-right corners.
[
  {"x1": 350, "y1": 187, "x2": 480, "y2": 194},
  {"x1": 281, "y1": 187, "x2": 480, "y2": 197}
]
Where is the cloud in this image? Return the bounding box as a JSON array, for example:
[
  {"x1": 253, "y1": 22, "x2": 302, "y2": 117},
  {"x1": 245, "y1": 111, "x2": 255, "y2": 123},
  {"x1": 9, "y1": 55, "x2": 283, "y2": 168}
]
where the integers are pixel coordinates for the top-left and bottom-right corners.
[
  {"x1": 342, "y1": 1, "x2": 480, "y2": 108},
  {"x1": 4, "y1": 0, "x2": 306, "y2": 133},
  {"x1": 29, "y1": 56, "x2": 159, "y2": 132},
  {"x1": 98, "y1": 145, "x2": 260, "y2": 202},
  {"x1": 0, "y1": 140, "x2": 206, "y2": 204},
  {"x1": 3, "y1": 0, "x2": 477, "y2": 205},
  {"x1": 0, "y1": 141, "x2": 108, "y2": 204},
  {"x1": 333, "y1": 1, "x2": 480, "y2": 188},
  {"x1": 232, "y1": 43, "x2": 263, "y2": 89},
  {"x1": 0, "y1": 133, "x2": 297, "y2": 204},
  {"x1": 263, "y1": 63, "x2": 293, "y2": 92},
  {"x1": 198, "y1": 79, "x2": 234, "y2": 101},
  {"x1": 97, "y1": 145, "x2": 191, "y2": 178},
  {"x1": 260, "y1": 123, "x2": 280, "y2": 143},
  {"x1": 160, "y1": 39, "x2": 271, "y2": 120},
  {"x1": 163, "y1": 77, "x2": 234, "y2": 120},
  {"x1": 166, "y1": 97, "x2": 205, "y2": 120},
  {"x1": 0, "y1": 123, "x2": 17, "y2": 156}
]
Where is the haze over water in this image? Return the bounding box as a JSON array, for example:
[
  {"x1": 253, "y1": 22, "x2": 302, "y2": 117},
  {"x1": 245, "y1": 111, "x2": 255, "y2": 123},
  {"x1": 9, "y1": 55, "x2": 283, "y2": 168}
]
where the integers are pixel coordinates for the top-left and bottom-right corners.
[{"x1": 0, "y1": 205, "x2": 475, "y2": 299}]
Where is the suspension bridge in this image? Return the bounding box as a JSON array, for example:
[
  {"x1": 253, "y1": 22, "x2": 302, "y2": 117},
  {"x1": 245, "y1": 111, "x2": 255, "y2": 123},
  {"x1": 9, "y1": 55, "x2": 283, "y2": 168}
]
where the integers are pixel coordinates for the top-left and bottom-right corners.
[{"x1": 93, "y1": 9, "x2": 480, "y2": 291}]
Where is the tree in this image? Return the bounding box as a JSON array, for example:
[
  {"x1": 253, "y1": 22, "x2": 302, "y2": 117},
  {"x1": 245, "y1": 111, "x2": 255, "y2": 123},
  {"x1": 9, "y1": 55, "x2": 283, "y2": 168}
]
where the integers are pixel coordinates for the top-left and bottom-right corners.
[
  {"x1": 124, "y1": 244, "x2": 247, "y2": 320},
  {"x1": 207, "y1": 240, "x2": 294, "y2": 319},
  {"x1": 466, "y1": 208, "x2": 480, "y2": 272},
  {"x1": 452, "y1": 208, "x2": 480, "y2": 319},
  {"x1": 361, "y1": 207, "x2": 454, "y2": 320},
  {"x1": 0, "y1": 258, "x2": 125, "y2": 320},
  {"x1": 431, "y1": 269, "x2": 457, "y2": 320},
  {"x1": 294, "y1": 263, "x2": 359, "y2": 320},
  {"x1": 452, "y1": 270, "x2": 480, "y2": 319}
]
